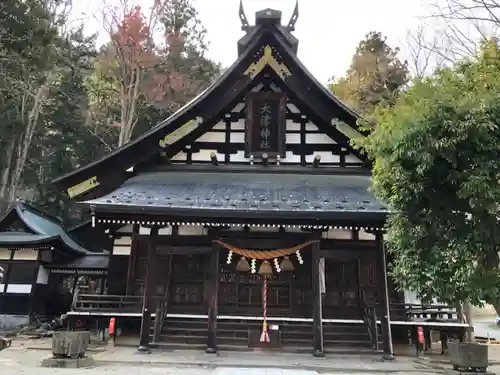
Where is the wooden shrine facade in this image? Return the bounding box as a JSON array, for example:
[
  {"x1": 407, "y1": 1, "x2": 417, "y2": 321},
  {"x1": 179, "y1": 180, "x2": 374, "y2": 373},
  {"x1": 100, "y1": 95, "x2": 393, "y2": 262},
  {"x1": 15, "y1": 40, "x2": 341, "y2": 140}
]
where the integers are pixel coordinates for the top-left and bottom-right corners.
[
  {"x1": 52, "y1": 5, "x2": 408, "y2": 357},
  {"x1": 118, "y1": 226, "x2": 401, "y2": 320}
]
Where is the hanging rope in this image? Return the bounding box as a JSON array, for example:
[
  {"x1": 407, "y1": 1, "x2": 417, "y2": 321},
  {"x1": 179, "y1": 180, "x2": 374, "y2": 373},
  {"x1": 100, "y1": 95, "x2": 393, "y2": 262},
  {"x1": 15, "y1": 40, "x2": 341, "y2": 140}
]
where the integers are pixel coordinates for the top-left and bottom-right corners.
[
  {"x1": 214, "y1": 239, "x2": 315, "y2": 260},
  {"x1": 260, "y1": 277, "x2": 270, "y2": 343}
]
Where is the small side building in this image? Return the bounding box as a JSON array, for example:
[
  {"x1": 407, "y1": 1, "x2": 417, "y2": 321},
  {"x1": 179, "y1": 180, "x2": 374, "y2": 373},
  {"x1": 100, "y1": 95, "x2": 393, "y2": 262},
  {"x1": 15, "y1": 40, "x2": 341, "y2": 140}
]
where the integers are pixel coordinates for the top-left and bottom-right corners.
[{"x1": 0, "y1": 202, "x2": 108, "y2": 330}]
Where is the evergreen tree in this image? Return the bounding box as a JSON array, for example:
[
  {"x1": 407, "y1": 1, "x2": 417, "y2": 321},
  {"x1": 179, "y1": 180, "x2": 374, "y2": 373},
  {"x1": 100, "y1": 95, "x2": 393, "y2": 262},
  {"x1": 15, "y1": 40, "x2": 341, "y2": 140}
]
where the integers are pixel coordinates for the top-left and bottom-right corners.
[
  {"x1": 25, "y1": 31, "x2": 108, "y2": 222},
  {"x1": 0, "y1": 0, "x2": 61, "y2": 211},
  {"x1": 329, "y1": 32, "x2": 409, "y2": 117},
  {"x1": 362, "y1": 39, "x2": 500, "y2": 312}
]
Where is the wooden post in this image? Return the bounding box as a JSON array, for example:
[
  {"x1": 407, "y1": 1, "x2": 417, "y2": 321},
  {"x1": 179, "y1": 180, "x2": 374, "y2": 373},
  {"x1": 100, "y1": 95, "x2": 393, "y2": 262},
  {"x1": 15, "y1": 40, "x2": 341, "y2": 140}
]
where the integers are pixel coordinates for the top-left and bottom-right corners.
[
  {"x1": 137, "y1": 227, "x2": 158, "y2": 353},
  {"x1": 126, "y1": 224, "x2": 139, "y2": 295},
  {"x1": 206, "y1": 242, "x2": 220, "y2": 354},
  {"x1": 376, "y1": 232, "x2": 395, "y2": 360},
  {"x1": 311, "y1": 232, "x2": 324, "y2": 357}
]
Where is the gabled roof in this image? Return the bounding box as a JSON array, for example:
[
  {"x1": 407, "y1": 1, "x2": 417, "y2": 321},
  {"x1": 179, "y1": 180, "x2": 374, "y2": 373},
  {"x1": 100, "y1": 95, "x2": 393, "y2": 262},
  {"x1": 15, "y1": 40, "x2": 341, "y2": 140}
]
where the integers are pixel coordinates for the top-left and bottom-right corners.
[
  {"x1": 84, "y1": 170, "x2": 387, "y2": 224},
  {"x1": 0, "y1": 202, "x2": 91, "y2": 254},
  {"x1": 53, "y1": 14, "x2": 367, "y2": 200}
]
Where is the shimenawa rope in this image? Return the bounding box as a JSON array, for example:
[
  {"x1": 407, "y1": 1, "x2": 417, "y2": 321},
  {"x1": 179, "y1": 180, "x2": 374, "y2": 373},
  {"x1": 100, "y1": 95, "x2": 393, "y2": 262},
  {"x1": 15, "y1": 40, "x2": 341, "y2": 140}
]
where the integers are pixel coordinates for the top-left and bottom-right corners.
[{"x1": 213, "y1": 239, "x2": 315, "y2": 260}]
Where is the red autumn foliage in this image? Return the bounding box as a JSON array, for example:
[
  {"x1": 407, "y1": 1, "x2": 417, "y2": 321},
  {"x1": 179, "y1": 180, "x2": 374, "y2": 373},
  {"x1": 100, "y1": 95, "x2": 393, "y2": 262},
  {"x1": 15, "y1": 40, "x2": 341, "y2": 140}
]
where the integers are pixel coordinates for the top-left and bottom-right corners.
[
  {"x1": 107, "y1": 2, "x2": 194, "y2": 111},
  {"x1": 99, "y1": 0, "x2": 217, "y2": 144},
  {"x1": 110, "y1": 5, "x2": 155, "y2": 70}
]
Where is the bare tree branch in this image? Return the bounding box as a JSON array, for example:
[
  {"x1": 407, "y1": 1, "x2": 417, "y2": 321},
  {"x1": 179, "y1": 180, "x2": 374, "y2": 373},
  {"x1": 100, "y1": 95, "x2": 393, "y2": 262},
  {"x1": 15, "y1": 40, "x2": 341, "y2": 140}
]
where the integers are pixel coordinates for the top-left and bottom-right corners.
[{"x1": 426, "y1": 0, "x2": 500, "y2": 61}]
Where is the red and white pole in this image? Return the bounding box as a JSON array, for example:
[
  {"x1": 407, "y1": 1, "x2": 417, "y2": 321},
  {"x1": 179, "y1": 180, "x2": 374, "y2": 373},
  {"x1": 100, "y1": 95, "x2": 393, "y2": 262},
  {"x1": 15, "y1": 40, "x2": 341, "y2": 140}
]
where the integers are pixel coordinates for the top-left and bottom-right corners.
[{"x1": 260, "y1": 277, "x2": 270, "y2": 343}]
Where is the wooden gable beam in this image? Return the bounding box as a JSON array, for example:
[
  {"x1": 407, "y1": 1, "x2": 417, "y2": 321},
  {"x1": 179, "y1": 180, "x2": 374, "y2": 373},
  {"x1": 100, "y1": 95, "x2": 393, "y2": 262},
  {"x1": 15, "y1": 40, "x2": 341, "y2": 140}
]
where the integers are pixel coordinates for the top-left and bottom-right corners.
[
  {"x1": 260, "y1": 39, "x2": 369, "y2": 165},
  {"x1": 271, "y1": 71, "x2": 369, "y2": 165},
  {"x1": 55, "y1": 30, "x2": 269, "y2": 198},
  {"x1": 160, "y1": 77, "x2": 264, "y2": 160},
  {"x1": 272, "y1": 33, "x2": 364, "y2": 134}
]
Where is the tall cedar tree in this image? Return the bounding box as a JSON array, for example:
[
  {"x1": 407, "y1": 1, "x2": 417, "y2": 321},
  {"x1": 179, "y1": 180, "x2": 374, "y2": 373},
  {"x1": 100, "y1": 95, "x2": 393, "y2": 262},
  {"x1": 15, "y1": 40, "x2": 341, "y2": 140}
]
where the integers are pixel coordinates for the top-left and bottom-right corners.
[
  {"x1": 329, "y1": 32, "x2": 409, "y2": 117},
  {"x1": 0, "y1": 0, "x2": 60, "y2": 211},
  {"x1": 25, "y1": 31, "x2": 109, "y2": 223}
]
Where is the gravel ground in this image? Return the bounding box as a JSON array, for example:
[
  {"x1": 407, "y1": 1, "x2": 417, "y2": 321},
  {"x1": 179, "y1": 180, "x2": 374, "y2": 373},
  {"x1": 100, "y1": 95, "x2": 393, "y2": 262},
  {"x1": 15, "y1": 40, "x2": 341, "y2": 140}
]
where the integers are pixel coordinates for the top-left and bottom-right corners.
[
  {"x1": 0, "y1": 337, "x2": 444, "y2": 375},
  {"x1": 0, "y1": 366, "x2": 440, "y2": 375}
]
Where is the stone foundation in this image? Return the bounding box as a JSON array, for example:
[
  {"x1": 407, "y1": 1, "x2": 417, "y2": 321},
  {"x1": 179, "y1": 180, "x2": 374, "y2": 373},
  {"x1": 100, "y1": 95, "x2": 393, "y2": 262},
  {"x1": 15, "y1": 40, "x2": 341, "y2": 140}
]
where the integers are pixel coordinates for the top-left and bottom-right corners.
[
  {"x1": 0, "y1": 315, "x2": 29, "y2": 331},
  {"x1": 444, "y1": 370, "x2": 496, "y2": 375},
  {"x1": 41, "y1": 355, "x2": 94, "y2": 368}
]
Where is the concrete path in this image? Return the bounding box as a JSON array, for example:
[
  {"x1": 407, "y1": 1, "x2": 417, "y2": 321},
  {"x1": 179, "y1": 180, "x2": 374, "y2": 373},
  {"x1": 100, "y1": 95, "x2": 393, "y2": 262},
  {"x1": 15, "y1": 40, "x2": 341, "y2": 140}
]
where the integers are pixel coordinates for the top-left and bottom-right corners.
[
  {"x1": 474, "y1": 318, "x2": 500, "y2": 339},
  {"x1": 0, "y1": 366, "x2": 443, "y2": 375},
  {"x1": 0, "y1": 338, "x2": 444, "y2": 375}
]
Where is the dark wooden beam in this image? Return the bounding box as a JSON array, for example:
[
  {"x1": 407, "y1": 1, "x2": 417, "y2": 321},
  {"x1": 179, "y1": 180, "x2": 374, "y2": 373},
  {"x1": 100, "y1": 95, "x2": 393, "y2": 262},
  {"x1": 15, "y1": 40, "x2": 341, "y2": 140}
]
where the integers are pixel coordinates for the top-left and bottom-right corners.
[
  {"x1": 143, "y1": 163, "x2": 372, "y2": 176},
  {"x1": 311, "y1": 231, "x2": 324, "y2": 357},
  {"x1": 53, "y1": 29, "x2": 268, "y2": 194},
  {"x1": 261, "y1": 42, "x2": 369, "y2": 166},
  {"x1": 376, "y1": 232, "x2": 395, "y2": 360},
  {"x1": 125, "y1": 224, "x2": 139, "y2": 294},
  {"x1": 156, "y1": 245, "x2": 212, "y2": 255},
  {"x1": 163, "y1": 77, "x2": 264, "y2": 161},
  {"x1": 224, "y1": 117, "x2": 231, "y2": 163},
  {"x1": 137, "y1": 227, "x2": 158, "y2": 353},
  {"x1": 271, "y1": 32, "x2": 362, "y2": 129},
  {"x1": 206, "y1": 242, "x2": 220, "y2": 353},
  {"x1": 300, "y1": 116, "x2": 306, "y2": 166}
]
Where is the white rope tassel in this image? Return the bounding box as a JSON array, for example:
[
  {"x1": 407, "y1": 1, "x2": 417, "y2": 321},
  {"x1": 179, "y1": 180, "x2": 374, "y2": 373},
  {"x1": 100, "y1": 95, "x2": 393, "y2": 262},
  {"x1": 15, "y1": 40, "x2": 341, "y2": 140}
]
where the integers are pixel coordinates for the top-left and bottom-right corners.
[
  {"x1": 251, "y1": 259, "x2": 257, "y2": 274},
  {"x1": 273, "y1": 258, "x2": 281, "y2": 272}
]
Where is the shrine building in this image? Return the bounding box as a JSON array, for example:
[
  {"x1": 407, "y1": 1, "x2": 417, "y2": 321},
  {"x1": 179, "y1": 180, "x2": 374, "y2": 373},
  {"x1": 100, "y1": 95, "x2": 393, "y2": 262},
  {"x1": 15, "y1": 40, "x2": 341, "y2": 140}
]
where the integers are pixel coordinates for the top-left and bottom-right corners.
[{"x1": 52, "y1": 3, "x2": 464, "y2": 357}]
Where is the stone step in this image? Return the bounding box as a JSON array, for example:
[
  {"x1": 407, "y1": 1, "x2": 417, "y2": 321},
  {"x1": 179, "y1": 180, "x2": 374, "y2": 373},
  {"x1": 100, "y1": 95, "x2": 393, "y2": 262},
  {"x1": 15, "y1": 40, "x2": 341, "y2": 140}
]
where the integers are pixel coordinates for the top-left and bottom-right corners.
[
  {"x1": 153, "y1": 317, "x2": 376, "y2": 349},
  {"x1": 162, "y1": 318, "x2": 373, "y2": 330},
  {"x1": 155, "y1": 334, "x2": 249, "y2": 346},
  {"x1": 150, "y1": 341, "x2": 380, "y2": 354},
  {"x1": 150, "y1": 334, "x2": 378, "y2": 350}
]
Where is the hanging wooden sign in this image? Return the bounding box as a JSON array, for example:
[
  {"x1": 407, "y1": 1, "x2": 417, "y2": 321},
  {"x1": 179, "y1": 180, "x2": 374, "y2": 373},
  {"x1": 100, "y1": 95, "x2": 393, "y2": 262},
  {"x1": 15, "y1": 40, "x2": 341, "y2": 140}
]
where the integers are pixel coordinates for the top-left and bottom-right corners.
[{"x1": 245, "y1": 92, "x2": 286, "y2": 157}]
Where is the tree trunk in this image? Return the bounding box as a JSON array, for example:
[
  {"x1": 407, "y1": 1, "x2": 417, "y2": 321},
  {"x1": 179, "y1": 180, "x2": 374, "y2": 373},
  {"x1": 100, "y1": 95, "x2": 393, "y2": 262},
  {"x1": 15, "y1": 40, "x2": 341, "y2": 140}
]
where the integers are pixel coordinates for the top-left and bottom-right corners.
[
  {"x1": 117, "y1": 67, "x2": 141, "y2": 147},
  {"x1": 0, "y1": 79, "x2": 53, "y2": 206},
  {"x1": 0, "y1": 138, "x2": 16, "y2": 205},
  {"x1": 456, "y1": 302, "x2": 464, "y2": 322},
  {"x1": 464, "y1": 299, "x2": 475, "y2": 343}
]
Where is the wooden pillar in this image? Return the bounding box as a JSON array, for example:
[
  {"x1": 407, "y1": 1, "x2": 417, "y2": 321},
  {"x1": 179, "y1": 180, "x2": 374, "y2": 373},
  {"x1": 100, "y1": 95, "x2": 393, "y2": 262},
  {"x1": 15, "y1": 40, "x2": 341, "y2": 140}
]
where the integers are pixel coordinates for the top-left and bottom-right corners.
[
  {"x1": 376, "y1": 232, "x2": 395, "y2": 360},
  {"x1": 137, "y1": 227, "x2": 158, "y2": 353},
  {"x1": 125, "y1": 224, "x2": 139, "y2": 295},
  {"x1": 311, "y1": 232, "x2": 324, "y2": 357},
  {"x1": 206, "y1": 243, "x2": 219, "y2": 354}
]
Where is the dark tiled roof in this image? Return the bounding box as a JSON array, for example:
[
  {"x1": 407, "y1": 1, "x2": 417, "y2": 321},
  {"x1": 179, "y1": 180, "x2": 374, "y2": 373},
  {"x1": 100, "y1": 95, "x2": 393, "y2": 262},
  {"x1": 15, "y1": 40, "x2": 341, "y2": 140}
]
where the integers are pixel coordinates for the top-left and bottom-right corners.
[
  {"x1": 0, "y1": 203, "x2": 92, "y2": 254},
  {"x1": 17, "y1": 204, "x2": 91, "y2": 254},
  {"x1": 53, "y1": 22, "x2": 366, "y2": 196},
  {"x1": 84, "y1": 172, "x2": 387, "y2": 221},
  {"x1": 0, "y1": 231, "x2": 57, "y2": 245}
]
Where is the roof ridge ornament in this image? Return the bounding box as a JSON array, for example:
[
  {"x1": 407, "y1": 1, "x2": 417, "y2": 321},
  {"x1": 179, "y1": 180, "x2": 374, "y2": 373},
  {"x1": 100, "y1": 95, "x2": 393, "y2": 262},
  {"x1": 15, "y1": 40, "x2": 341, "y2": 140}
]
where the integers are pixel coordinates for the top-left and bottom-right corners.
[
  {"x1": 239, "y1": 0, "x2": 299, "y2": 31},
  {"x1": 286, "y1": 0, "x2": 299, "y2": 32},
  {"x1": 239, "y1": 0, "x2": 250, "y2": 31}
]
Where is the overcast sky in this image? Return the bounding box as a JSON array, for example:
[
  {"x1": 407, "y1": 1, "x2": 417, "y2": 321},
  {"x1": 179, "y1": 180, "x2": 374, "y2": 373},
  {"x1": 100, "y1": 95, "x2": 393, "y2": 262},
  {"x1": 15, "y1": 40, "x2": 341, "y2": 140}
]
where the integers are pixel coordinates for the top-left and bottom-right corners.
[{"x1": 72, "y1": 0, "x2": 431, "y2": 84}]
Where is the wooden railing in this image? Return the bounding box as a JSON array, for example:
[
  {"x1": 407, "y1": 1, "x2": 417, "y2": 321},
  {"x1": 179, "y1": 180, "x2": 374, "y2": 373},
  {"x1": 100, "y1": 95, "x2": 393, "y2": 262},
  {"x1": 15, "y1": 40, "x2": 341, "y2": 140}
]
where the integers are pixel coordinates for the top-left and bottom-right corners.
[
  {"x1": 73, "y1": 294, "x2": 163, "y2": 313},
  {"x1": 395, "y1": 303, "x2": 457, "y2": 320},
  {"x1": 73, "y1": 293, "x2": 458, "y2": 323},
  {"x1": 361, "y1": 302, "x2": 379, "y2": 350}
]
